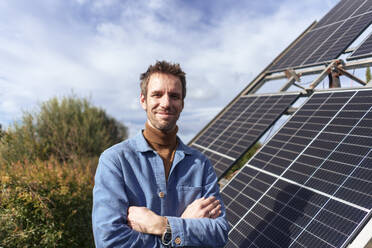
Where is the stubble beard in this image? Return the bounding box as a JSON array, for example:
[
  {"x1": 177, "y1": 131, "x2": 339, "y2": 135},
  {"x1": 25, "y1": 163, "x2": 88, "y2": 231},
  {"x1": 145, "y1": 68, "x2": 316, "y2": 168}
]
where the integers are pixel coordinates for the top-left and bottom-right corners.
[{"x1": 148, "y1": 110, "x2": 179, "y2": 132}]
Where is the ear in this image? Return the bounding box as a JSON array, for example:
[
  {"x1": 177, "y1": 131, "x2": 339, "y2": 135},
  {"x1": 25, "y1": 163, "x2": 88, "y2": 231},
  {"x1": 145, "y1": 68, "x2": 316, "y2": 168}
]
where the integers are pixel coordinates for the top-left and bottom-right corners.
[{"x1": 140, "y1": 93, "x2": 147, "y2": 111}]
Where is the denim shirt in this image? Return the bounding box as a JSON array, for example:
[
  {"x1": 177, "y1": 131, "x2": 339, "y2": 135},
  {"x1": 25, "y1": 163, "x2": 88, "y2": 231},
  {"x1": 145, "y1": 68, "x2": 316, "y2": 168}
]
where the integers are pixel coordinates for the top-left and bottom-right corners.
[{"x1": 92, "y1": 132, "x2": 230, "y2": 247}]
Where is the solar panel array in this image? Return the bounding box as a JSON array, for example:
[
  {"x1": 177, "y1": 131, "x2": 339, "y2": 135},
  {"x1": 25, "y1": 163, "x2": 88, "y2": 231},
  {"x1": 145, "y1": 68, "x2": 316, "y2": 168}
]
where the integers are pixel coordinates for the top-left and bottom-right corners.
[
  {"x1": 268, "y1": 0, "x2": 372, "y2": 72},
  {"x1": 190, "y1": 93, "x2": 299, "y2": 179},
  {"x1": 348, "y1": 32, "x2": 372, "y2": 60},
  {"x1": 221, "y1": 88, "x2": 372, "y2": 247}
]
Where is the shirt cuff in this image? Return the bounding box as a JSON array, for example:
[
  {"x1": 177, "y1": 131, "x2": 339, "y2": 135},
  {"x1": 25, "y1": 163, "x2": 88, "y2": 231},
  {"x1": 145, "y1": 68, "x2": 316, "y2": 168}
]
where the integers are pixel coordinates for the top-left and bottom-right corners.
[{"x1": 166, "y1": 216, "x2": 185, "y2": 247}]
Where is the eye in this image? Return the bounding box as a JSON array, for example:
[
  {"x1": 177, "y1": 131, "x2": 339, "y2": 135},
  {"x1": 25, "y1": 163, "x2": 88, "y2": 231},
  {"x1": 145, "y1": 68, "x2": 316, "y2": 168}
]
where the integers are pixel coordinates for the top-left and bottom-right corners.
[
  {"x1": 170, "y1": 94, "x2": 181, "y2": 99},
  {"x1": 151, "y1": 92, "x2": 162, "y2": 97}
]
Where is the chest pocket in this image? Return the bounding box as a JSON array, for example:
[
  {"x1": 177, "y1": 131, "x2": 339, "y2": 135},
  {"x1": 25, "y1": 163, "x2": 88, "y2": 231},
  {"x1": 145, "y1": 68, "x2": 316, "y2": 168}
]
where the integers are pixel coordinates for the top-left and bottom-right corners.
[{"x1": 174, "y1": 186, "x2": 203, "y2": 215}]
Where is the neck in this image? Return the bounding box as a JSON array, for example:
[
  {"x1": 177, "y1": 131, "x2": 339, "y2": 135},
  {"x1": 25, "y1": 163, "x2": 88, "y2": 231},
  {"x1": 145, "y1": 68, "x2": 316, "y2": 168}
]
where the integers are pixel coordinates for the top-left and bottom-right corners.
[
  {"x1": 143, "y1": 121, "x2": 178, "y2": 181},
  {"x1": 143, "y1": 121, "x2": 178, "y2": 146}
]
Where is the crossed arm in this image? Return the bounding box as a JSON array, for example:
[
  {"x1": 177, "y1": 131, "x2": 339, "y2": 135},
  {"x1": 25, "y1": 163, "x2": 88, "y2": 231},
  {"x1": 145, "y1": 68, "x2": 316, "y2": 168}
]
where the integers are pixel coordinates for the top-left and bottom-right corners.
[
  {"x1": 127, "y1": 196, "x2": 222, "y2": 236},
  {"x1": 93, "y1": 153, "x2": 230, "y2": 247}
]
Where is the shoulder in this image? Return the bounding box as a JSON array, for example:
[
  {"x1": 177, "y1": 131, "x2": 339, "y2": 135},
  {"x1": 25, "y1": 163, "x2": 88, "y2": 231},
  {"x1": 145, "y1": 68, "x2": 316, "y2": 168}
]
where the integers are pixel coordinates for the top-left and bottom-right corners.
[
  {"x1": 187, "y1": 146, "x2": 208, "y2": 161},
  {"x1": 101, "y1": 138, "x2": 132, "y2": 158},
  {"x1": 177, "y1": 137, "x2": 201, "y2": 155},
  {"x1": 177, "y1": 138, "x2": 211, "y2": 166},
  {"x1": 100, "y1": 133, "x2": 148, "y2": 161}
]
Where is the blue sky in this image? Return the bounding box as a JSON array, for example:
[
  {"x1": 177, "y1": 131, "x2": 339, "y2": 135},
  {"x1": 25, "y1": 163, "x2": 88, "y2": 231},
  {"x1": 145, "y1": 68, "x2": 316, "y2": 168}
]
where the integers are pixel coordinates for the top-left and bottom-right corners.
[{"x1": 0, "y1": 0, "x2": 338, "y2": 142}]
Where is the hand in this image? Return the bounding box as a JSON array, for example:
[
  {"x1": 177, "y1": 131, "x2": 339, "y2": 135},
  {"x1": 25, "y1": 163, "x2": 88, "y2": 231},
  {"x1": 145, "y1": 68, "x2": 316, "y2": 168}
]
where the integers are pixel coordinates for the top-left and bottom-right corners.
[
  {"x1": 181, "y1": 196, "x2": 221, "y2": 219},
  {"x1": 127, "y1": 206, "x2": 167, "y2": 236}
]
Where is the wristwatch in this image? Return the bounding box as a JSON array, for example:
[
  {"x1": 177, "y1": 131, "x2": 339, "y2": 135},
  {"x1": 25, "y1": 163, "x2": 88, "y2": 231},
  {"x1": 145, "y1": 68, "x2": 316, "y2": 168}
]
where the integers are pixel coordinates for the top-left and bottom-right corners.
[{"x1": 161, "y1": 218, "x2": 172, "y2": 246}]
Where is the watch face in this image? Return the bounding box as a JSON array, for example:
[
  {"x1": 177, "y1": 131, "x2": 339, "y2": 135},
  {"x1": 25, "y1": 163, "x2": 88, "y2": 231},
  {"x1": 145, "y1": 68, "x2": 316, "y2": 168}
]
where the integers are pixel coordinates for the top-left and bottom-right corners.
[
  {"x1": 162, "y1": 224, "x2": 172, "y2": 245},
  {"x1": 164, "y1": 232, "x2": 172, "y2": 242}
]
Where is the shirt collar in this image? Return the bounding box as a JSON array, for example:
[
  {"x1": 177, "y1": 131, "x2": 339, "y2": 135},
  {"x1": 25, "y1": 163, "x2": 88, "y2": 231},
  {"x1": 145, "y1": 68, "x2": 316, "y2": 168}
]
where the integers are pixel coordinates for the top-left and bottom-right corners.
[{"x1": 134, "y1": 130, "x2": 193, "y2": 155}]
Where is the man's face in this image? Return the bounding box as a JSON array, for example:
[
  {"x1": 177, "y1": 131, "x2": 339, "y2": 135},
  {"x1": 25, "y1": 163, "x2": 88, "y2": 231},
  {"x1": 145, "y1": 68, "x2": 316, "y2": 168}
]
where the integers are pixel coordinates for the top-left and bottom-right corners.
[{"x1": 140, "y1": 72, "x2": 184, "y2": 131}]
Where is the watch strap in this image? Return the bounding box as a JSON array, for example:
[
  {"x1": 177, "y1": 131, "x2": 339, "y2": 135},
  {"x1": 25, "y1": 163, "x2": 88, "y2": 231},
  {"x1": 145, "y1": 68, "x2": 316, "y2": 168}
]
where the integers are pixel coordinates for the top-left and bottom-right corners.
[{"x1": 161, "y1": 218, "x2": 172, "y2": 245}]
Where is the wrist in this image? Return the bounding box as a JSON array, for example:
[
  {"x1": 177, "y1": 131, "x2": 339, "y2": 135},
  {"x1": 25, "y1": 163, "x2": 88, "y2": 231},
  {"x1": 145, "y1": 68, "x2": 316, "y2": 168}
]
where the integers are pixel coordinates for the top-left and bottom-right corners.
[
  {"x1": 161, "y1": 217, "x2": 172, "y2": 245},
  {"x1": 155, "y1": 216, "x2": 168, "y2": 236}
]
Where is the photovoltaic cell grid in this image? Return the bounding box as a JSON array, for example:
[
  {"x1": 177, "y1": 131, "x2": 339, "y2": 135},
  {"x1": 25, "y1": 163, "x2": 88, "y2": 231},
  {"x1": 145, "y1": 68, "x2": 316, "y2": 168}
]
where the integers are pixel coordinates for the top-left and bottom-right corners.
[
  {"x1": 191, "y1": 93, "x2": 300, "y2": 179},
  {"x1": 222, "y1": 88, "x2": 372, "y2": 248},
  {"x1": 268, "y1": 0, "x2": 372, "y2": 72},
  {"x1": 347, "y1": 32, "x2": 372, "y2": 60}
]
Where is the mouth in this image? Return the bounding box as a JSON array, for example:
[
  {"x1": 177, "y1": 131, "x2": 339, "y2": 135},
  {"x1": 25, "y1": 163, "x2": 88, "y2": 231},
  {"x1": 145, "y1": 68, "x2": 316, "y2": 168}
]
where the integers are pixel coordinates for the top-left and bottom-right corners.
[{"x1": 157, "y1": 111, "x2": 175, "y2": 116}]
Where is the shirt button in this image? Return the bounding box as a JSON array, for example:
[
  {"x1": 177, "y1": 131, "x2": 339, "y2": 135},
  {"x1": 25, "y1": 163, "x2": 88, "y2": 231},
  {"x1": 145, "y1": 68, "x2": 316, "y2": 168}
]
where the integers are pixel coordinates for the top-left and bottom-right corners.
[
  {"x1": 175, "y1": 237, "x2": 181, "y2": 245},
  {"x1": 158, "y1": 192, "x2": 165, "y2": 198}
]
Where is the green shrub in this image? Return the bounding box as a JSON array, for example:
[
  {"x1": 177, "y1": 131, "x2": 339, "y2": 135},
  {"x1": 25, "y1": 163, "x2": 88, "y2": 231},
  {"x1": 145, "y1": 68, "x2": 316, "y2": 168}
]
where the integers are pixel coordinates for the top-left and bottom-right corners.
[
  {"x1": 0, "y1": 95, "x2": 127, "y2": 163},
  {"x1": 224, "y1": 142, "x2": 262, "y2": 179},
  {"x1": 0, "y1": 95, "x2": 128, "y2": 247},
  {"x1": 0, "y1": 157, "x2": 97, "y2": 247}
]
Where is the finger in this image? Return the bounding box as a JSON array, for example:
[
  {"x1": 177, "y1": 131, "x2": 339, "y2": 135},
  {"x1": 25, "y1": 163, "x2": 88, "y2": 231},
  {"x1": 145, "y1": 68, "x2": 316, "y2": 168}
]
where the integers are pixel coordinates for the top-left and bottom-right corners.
[
  {"x1": 211, "y1": 210, "x2": 222, "y2": 219},
  {"x1": 127, "y1": 220, "x2": 133, "y2": 228},
  {"x1": 208, "y1": 203, "x2": 221, "y2": 217},
  {"x1": 212, "y1": 203, "x2": 221, "y2": 213},
  {"x1": 200, "y1": 196, "x2": 216, "y2": 208},
  {"x1": 203, "y1": 202, "x2": 219, "y2": 218},
  {"x1": 210, "y1": 205, "x2": 221, "y2": 219},
  {"x1": 204, "y1": 199, "x2": 220, "y2": 212},
  {"x1": 203, "y1": 201, "x2": 220, "y2": 218}
]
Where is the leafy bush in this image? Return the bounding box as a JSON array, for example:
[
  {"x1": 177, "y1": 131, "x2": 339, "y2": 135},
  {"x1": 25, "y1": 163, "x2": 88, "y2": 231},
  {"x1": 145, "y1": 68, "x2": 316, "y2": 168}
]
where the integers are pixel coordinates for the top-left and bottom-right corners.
[
  {"x1": 0, "y1": 95, "x2": 128, "y2": 247},
  {"x1": 224, "y1": 142, "x2": 262, "y2": 179},
  {"x1": 0, "y1": 95, "x2": 127, "y2": 163},
  {"x1": 0, "y1": 157, "x2": 97, "y2": 247}
]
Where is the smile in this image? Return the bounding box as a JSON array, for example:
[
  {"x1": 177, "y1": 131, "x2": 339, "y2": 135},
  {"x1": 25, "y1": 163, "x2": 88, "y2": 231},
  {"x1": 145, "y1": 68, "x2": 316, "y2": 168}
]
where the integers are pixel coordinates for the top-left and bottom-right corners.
[{"x1": 157, "y1": 112, "x2": 175, "y2": 116}]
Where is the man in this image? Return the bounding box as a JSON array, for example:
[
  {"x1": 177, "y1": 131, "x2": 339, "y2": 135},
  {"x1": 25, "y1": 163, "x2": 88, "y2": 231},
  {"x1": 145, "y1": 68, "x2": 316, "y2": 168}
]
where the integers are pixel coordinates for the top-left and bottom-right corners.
[{"x1": 92, "y1": 61, "x2": 230, "y2": 247}]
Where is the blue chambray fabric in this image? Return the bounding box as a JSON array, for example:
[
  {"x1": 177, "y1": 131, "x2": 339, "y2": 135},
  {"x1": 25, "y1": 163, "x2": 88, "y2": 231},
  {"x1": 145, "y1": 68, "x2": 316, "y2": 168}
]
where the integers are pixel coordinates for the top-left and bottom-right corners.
[{"x1": 92, "y1": 132, "x2": 230, "y2": 248}]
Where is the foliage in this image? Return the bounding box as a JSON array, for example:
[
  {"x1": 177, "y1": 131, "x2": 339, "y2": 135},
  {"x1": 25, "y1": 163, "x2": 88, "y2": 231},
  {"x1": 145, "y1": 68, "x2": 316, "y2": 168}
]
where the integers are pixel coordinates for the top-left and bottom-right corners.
[
  {"x1": 366, "y1": 67, "x2": 371, "y2": 83},
  {"x1": 0, "y1": 157, "x2": 97, "y2": 247},
  {"x1": 0, "y1": 123, "x2": 3, "y2": 139},
  {"x1": 0, "y1": 95, "x2": 127, "y2": 163},
  {"x1": 224, "y1": 142, "x2": 262, "y2": 179},
  {"x1": 0, "y1": 95, "x2": 128, "y2": 246}
]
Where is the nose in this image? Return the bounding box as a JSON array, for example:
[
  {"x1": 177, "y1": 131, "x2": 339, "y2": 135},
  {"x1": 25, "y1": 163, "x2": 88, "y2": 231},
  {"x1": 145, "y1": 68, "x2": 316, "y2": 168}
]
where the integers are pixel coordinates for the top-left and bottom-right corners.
[{"x1": 160, "y1": 95, "x2": 171, "y2": 108}]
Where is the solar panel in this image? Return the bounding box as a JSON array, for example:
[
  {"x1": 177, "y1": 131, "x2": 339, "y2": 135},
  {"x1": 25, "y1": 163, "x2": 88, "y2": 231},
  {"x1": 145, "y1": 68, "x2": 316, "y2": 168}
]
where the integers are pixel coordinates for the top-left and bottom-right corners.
[
  {"x1": 268, "y1": 0, "x2": 372, "y2": 72},
  {"x1": 191, "y1": 93, "x2": 300, "y2": 179},
  {"x1": 347, "y1": 32, "x2": 372, "y2": 60},
  {"x1": 222, "y1": 88, "x2": 372, "y2": 247}
]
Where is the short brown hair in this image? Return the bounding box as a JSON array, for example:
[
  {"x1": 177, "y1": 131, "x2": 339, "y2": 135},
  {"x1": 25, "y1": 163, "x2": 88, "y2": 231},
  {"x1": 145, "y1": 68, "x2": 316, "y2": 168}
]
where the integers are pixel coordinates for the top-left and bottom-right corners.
[{"x1": 140, "y1": 61, "x2": 186, "y2": 100}]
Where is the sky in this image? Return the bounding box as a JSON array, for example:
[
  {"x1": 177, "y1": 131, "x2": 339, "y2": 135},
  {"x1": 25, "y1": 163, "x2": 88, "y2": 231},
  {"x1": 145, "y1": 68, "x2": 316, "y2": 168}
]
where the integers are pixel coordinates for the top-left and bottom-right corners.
[{"x1": 0, "y1": 0, "x2": 339, "y2": 142}]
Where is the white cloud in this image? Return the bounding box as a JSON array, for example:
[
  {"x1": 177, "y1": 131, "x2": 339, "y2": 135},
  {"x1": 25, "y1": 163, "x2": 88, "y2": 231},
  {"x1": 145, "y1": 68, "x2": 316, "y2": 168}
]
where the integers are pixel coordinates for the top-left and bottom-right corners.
[
  {"x1": 0, "y1": 0, "x2": 340, "y2": 142},
  {"x1": 75, "y1": 0, "x2": 88, "y2": 5}
]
